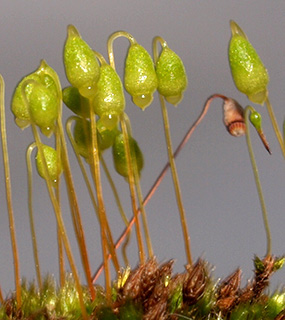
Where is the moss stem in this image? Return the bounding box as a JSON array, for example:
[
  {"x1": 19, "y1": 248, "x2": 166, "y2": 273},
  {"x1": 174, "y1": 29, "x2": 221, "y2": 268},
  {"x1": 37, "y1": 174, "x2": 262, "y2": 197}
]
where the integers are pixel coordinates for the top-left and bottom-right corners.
[
  {"x1": 88, "y1": 103, "x2": 112, "y2": 300},
  {"x1": 107, "y1": 31, "x2": 136, "y2": 69},
  {"x1": 56, "y1": 102, "x2": 96, "y2": 302},
  {"x1": 245, "y1": 106, "x2": 272, "y2": 256},
  {"x1": 101, "y1": 157, "x2": 131, "y2": 266},
  {"x1": 0, "y1": 74, "x2": 22, "y2": 308},
  {"x1": 120, "y1": 114, "x2": 146, "y2": 264},
  {"x1": 123, "y1": 114, "x2": 153, "y2": 258},
  {"x1": 26, "y1": 143, "x2": 42, "y2": 290},
  {"x1": 158, "y1": 94, "x2": 192, "y2": 265}
]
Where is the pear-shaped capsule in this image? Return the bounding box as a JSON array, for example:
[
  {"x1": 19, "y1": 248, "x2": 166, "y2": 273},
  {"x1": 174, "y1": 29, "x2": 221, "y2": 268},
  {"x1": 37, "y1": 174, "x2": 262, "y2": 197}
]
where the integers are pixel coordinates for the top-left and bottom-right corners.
[
  {"x1": 93, "y1": 63, "x2": 125, "y2": 129},
  {"x1": 156, "y1": 46, "x2": 187, "y2": 106},
  {"x1": 29, "y1": 83, "x2": 58, "y2": 136},
  {"x1": 36, "y1": 144, "x2": 62, "y2": 185},
  {"x1": 64, "y1": 25, "x2": 100, "y2": 98},
  {"x1": 124, "y1": 43, "x2": 158, "y2": 110},
  {"x1": 11, "y1": 60, "x2": 60, "y2": 136},
  {"x1": 229, "y1": 20, "x2": 269, "y2": 105},
  {"x1": 112, "y1": 133, "x2": 144, "y2": 178}
]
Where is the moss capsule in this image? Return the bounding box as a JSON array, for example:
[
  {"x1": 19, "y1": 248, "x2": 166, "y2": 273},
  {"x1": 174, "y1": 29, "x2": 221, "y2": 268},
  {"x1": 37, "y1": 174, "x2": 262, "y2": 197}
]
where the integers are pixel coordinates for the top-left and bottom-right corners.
[
  {"x1": 249, "y1": 108, "x2": 271, "y2": 154},
  {"x1": 36, "y1": 144, "x2": 61, "y2": 185},
  {"x1": 112, "y1": 133, "x2": 144, "y2": 178},
  {"x1": 64, "y1": 25, "x2": 100, "y2": 98},
  {"x1": 93, "y1": 63, "x2": 125, "y2": 129},
  {"x1": 223, "y1": 97, "x2": 245, "y2": 137},
  {"x1": 229, "y1": 20, "x2": 269, "y2": 105},
  {"x1": 11, "y1": 60, "x2": 60, "y2": 136},
  {"x1": 73, "y1": 117, "x2": 91, "y2": 161},
  {"x1": 29, "y1": 84, "x2": 58, "y2": 136},
  {"x1": 124, "y1": 43, "x2": 158, "y2": 110},
  {"x1": 249, "y1": 111, "x2": 262, "y2": 131},
  {"x1": 156, "y1": 46, "x2": 187, "y2": 106}
]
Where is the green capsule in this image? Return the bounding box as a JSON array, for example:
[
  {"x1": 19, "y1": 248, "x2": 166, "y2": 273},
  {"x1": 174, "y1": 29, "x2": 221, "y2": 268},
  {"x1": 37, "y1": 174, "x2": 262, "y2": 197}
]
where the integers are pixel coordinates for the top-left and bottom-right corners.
[
  {"x1": 29, "y1": 84, "x2": 58, "y2": 136},
  {"x1": 112, "y1": 133, "x2": 144, "y2": 178},
  {"x1": 36, "y1": 144, "x2": 61, "y2": 185},
  {"x1": 11, "y1": 60, "x2": 60, "y2": 136},
  {"x1": 64, "y1": 25, "x2": 100, "y2": 98},
  {"x1": 97, "y1": 118, "x2": 120, "y2": 151},
  {"x1": 249, "y1": 111, "x2": 262, "y2": 131},
  {"x1": 156, "y1": 46, "x2": 187, "y2": 106},
  {"x1": 229, "y1": 20, "x2": 269, "y2": 105},
  {"x1": 62, "y1": 86, "x2": 89, "y2": 118},
  {"x1": 124, "y1": 43, "x2": 157, "y2": 110},
  {"x1": 93, "y1": 63, "x2": 125, "y2": 129},
  {"x1": 31, "y1": 61, "x2": 59, "y2": 136},
  {"x1": 73, "y1": 117, "x2": 91, "y2": 161}
]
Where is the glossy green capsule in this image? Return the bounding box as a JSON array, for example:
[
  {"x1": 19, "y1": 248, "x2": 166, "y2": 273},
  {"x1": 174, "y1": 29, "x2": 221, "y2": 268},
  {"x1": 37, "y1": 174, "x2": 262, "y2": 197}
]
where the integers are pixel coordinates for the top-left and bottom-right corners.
[
  {"x1": 11, "y1": 60, "x2": 60, "y2": 136},
  {"x1": 112, "y1": 133, "x2": 144, "y2": 178},
  {"x1": 36, "y1": 144, "x2": 61, "y2": 185},
  {"x1": 93, "y1": 63, "x2": 125, "y2": 129},
  {"x1": 156, "y1": 46, "x2": 187, "y2": 106},
  {"x1": 124, "y1": 43, "x2": 158, "y2": 110},
  {"x1": 64, "y1": 25, "x2": 100, "y2": 98},
  {"x1": 229, "y1": 20, "x2": 269, "y2": 105}
]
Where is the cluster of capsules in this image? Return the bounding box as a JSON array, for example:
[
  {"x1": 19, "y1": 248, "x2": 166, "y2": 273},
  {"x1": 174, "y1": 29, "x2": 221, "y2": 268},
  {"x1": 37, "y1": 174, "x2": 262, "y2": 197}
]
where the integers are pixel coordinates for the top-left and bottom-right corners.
[{"x1": 10, "y1": 25, "x2": 188, "y2": 182}]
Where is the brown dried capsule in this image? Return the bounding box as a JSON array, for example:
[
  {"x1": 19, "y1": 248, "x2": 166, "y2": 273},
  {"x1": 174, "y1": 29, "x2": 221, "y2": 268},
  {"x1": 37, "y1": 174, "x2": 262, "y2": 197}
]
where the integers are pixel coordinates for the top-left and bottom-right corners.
[
  {"x1": 121, "y1": 258, "x2": 159, "y2": 304},
  {"x1": 223, "y1": 97, "x2": 246, "y2": 137},
  {"x1": 140, "y1": 257, "x2": 160, "y2": 302},
  {"x1": 216, "y1": 268, "x2": 241, "y2": 312},
  {"x1": 121, "y1": 263, "x2": 144, "y2": 301},
  {"x1": 183, "y1": 259, "x2": 207, "y2": 306},
  {"x1": 218, "y1": 268, "x2": 241, "y2": 298},
  {"x1": 144, "y1": 260, "x2": 174, "y2": 312}
]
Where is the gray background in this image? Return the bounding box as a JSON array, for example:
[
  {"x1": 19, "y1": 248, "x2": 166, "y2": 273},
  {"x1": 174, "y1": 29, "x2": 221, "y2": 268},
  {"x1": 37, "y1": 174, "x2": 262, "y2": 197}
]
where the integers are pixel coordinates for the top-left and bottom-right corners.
[{"x1": 0, "y1": 1, "x2": 285, "y2": 295}]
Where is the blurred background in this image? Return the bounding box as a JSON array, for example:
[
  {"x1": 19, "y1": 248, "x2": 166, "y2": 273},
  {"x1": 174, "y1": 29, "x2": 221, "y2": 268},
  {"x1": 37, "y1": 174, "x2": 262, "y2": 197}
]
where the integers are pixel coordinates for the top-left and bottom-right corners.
[{"x1": 0, "y1": 1, "x2": 285, "y2": 295}]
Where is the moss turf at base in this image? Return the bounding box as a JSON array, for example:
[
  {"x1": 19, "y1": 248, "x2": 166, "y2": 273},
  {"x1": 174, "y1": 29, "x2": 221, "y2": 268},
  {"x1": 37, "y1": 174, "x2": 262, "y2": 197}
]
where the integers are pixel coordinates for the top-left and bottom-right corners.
[{"x1": 1, "y1": 256, "x2": 284, "y2": 320}]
